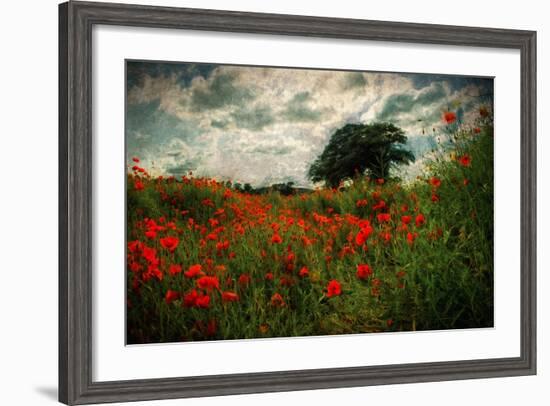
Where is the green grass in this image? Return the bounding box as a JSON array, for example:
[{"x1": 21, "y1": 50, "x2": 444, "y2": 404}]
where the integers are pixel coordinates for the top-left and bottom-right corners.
[{"x1": 126, "y1": 124, "x2": 494, "y2": 344}]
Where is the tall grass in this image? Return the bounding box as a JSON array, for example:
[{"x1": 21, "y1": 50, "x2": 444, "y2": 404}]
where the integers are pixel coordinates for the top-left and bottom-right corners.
[{"x1": 126, "y1": 122, "x2": 493, "y2": 344}]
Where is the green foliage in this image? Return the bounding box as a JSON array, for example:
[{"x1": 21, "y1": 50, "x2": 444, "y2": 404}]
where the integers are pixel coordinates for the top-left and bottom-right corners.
[
  {"x1": 308, "y1": 122, "x2": 415, "y2": 187},
  {"x1": 270, "y1": 181, "x2": 295, "y2": 196}
]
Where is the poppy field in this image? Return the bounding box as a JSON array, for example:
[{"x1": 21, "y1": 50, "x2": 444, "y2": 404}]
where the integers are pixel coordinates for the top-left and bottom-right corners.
[{"x1": 126, "y1": 110, "x2": 494, "y2": 344}]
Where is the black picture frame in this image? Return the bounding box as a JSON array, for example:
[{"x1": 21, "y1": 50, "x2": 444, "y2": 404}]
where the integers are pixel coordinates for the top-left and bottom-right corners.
[{"x1": 59, "y1": 1, "x2": 537, "y2": 404}]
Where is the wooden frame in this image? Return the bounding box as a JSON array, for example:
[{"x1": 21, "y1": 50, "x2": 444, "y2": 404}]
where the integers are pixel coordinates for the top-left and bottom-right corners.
[{"x1": 59, "y1": 1, "x2": 536, "y2": 404}]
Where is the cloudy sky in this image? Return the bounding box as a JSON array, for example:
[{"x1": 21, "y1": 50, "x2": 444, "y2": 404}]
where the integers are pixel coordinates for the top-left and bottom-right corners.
[{"x1": 126, "y1": 61, "x2": 493, "y2": 187}]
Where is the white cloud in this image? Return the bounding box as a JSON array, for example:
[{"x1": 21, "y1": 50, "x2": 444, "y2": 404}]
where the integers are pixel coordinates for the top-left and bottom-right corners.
[{"x1": 127, "y1": 64, "x2": 491, "y2": 187}]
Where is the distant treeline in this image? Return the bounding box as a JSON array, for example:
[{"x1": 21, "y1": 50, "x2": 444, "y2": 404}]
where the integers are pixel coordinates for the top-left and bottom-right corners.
[{"x1": 232, "y1": 181, "x2": 311, "y2": 196}]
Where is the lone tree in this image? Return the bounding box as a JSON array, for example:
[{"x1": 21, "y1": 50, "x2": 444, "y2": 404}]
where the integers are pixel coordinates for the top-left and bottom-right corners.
[{"x1": 308, "y1": 122, "x2": 415, "y2": 187}]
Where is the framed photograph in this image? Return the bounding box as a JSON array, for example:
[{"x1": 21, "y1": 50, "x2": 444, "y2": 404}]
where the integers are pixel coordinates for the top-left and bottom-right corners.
[{"x1": 59, "y1": 1, "x2": 536, "y2": 404}]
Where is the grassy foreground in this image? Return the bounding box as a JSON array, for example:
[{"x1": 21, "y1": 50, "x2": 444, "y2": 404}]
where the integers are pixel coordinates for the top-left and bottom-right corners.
[{"x1": 126, "y1": 122, "x2": 493, "y2": 344}]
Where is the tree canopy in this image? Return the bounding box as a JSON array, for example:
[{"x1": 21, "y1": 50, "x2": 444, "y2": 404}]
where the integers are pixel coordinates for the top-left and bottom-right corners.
[{"x1": 308, "y1": 122, "x2": 415, "y2": 187}]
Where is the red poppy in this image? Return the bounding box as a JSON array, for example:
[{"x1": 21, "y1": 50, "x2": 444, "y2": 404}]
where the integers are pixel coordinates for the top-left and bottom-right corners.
[
  {"x1": 459, "y1": 154, "x2": 471, "y2": 167},
  {"x1": 168, "y1": 264, "x2": 182, "y2": 276},
  {"x1": 298, "y1": 266, "x2": 309, "y2": 278},
  {"x1": 144, "y1": 229, "x2": 157, "y2": 239},
  {"x1": 377, "y1": 213, "x2": 391, "y2": 223},
  {"x1": 326, "y1": 280, "x2": 342, "y2": 298},
  {"x1": 431, "y1": 193, "x2": 440, "y2": 202},
  {"x1": 271, "y1": 233, "x2": 283, "y2": 244},
  {"x1": 142, "y1": 246, "x2": 158, "y2": 263},
  {"x1": 132, "y1": 157, "x2": 140, "y2": 163},
  {"x1": 129, "y1": 261, "x2": 141, "y2": 273},
  {"x1": 376, "y1": 178, "x2": 385, "y2": 185},
  {"x1": 301, "y1": 236, "x2": 314, "y2": 246},
  {"x1": 238, "y1": 273, "x2": 251, "y2": 287},
  {"x1": 265, "y1": 272, "x2": 274, "y2": 281},
  {"x1": 270, "y1": 293, "x2": 286, "y2": 307},
  {"x1": 222, "y1": 291, "x2": 239, "y2": 302},
  {"x1": 355, "y1": 221, "x2": 373, "y2": 245},
  {"x1": 128, "y1": 240, "x2": 143, "y2": 253},
  {"x1": 196, "y1": 275, "x2": 220, "y2": 291},
  {"x1": 443, "y1": 111, "x2": 457, "y2": 124},
  {"x1": 206, "y1": 319, "x2": 217, "y2": 336},
  {"x1": 372, "y1": 200, "x2": 386, "y2": 210},
  {"x1": 401, "y1": 215, "x2": 412, "y2": 225},
  {"x1": 223, "y1": 189, "x2": 232, "y2": 199},
  {"x1": 183, "y1": 289, "x2": 199, "y2": 307},
  {"x1": 474, "y1": 127, "x2": 481, "y2": 134},
  {"x1": 146, "y1": 265, "x2": 163, "y2": 281},
  {"x1": 134, "y1": 180, "x2": 145, "y2": 191},
  {"x1": 195, "y1": 294, "x2": 210, "y2": 308},
  {"x1": 185, "y1": 264, "x2": 203, "y2": 278},
  {"x1": 415, "y1": 214, "x2": 426, "y2": 227},
  {"x1": 355, "y1": 230, "x2": 368, "y2": 246},
  {"x1": 356, "y1": 264, "x2": 373, "y2": 280},
  {"x1": 201, "y1": 198, "x2": 214, "y2": 207},
  {"x1": 356, "y1": 199, "x2": 368, "y2": 208},
  {"x1": 216, "y1": 240, "x2": 230, "y2": 251},
  {"x1": 429, "y1": 177, "x2": 441, "y2": 187},
  {"x1": 146, "y1": 218, "x2": 163, "y2": 232},
  {"x1": 160, "y1": 236, "x2": 179, "y2": 252},
  {"x1": 407, "y1": 232, "x2": 418, "y2": 245},
  {"x1": 206, "y1": 232, "x2": 218, "y2": 241},
  {"x1": 165, "y1": 289, "x2": 179, "y2": 304},
  {"x1": 286, "y1": 251, "x2": 295, "y2": 263}
]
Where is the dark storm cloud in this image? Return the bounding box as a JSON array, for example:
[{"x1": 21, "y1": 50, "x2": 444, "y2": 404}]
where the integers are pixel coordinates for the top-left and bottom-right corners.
[
  {"x1": 126, "y1": 100, "x2": 198, "y2": 144},
  {"x1": 408, "y1": 73, "x2": 493, "y2": 94},
  {"x1": 377, "y1": 82, "x2": 446, "y2": 121},
  {"x1": 416, "y1": 83, "x2": 447, "y2": 105},
  {"x1": 189, "y1": 72, "x2": 256, "y2": 111},
  {"x1": 126, "y1": 61, "x2": 216, "y2": 89},
  {"x1": 126, "y1": 99, "x2": 202, "y2": 162},
  {"x1": 282, "y1": 91, "x2": 322, "y2": 122},
  {"x1": 230, "y1": 105, "x2": 275, "y2": 130},
  {"x1": 248, "y1": 145, "x2": 293, "y2": 155},
  {"x1": 341, "y1": 72, "x2": 368, "y2": 90},
  {"x1": 377, "y1": 93, "x2": 416, "y2": 121},
  {"x1": 210, "y1": 119, "x2": 229, "y2": 129}
]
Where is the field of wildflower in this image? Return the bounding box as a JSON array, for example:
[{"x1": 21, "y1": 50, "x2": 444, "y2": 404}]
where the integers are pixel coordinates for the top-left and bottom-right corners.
[{"x1": 126, "y1": 111, "x2": 494, "y2": 344}]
